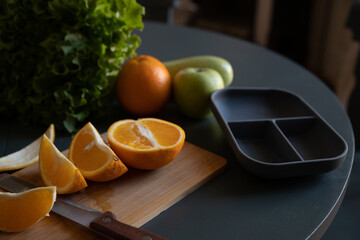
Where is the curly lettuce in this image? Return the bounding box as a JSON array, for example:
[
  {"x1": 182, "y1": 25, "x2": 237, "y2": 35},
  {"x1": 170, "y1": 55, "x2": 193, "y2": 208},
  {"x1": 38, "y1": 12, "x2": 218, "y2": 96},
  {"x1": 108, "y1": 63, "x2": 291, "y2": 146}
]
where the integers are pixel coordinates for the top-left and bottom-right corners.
[{"x1": 0, "y1": 0, "x2": 144, "y2": 132}]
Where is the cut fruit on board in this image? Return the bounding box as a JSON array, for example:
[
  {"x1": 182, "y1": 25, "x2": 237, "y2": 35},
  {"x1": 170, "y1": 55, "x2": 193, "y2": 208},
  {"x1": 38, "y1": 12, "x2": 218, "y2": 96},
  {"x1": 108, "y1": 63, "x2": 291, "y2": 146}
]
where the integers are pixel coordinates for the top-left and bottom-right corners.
[
  {"x1": 0, "y1": 141, "x2": 227, "y2": 239},
  {"x1": 39, "y1": 135, "x2": 87, "y2": 194},
  {"x1": 107, "y1": 118, "x2": 185, "y2": 170},
  {"x1": 68, "y1": 122, "x2": 128, "y2": 182},
  {"x1": 0, "y1": 186, "x2": 56, "y2": 232},
  {"x1": 0, "y1": 124, "x2": 55, "y2": 172}
]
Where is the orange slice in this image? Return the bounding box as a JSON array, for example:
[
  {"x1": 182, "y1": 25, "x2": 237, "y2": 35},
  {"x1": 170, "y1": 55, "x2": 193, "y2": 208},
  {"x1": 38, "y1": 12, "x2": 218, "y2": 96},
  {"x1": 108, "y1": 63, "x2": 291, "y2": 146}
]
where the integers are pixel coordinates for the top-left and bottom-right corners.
[
  {"x1": 68, "y1": 122, "x2": 128, "y2": 182},
  {"x1": 0, "y1": 186, "x2": 56, "y2": 232},
  {"x1": 39, "y1": 135, "x2": 87, "y2": 194},
  {"x1": 0, "y1": 124, "x2": 55, "y2": 171},
  {"x1": 107, "y1": 118, "x2": 185, "y2": 169}
]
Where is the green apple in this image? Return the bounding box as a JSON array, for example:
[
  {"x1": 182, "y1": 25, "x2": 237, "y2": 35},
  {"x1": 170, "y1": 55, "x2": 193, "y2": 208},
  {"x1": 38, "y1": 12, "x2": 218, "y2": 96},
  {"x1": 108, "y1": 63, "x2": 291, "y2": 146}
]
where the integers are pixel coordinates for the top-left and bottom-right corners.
[
  {"x1": 164, "y1": 55, "x2": 233, "y2": 87},
  {"x1": 174, "y1": 67, "x2": 224, "y2": 119}
]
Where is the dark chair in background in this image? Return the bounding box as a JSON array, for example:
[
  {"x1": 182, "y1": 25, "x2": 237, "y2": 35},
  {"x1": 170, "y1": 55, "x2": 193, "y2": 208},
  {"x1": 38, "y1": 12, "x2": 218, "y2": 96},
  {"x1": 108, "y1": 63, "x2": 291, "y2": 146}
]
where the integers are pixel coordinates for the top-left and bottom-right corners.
[
  {"x1": 347, "y1": 1, "x2": 360, "y2": 150},
  {"x1": 312, "y1": 2, "x2": 360, "y2": 239}
]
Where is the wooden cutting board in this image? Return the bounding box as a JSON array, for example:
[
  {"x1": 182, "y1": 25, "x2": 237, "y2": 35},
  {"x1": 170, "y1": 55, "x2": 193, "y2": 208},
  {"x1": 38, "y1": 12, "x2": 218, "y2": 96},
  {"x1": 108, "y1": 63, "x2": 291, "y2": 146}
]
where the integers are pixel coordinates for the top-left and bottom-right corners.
[{"x1": 0, "y1": 140, "x2": 227, "y2": 240}]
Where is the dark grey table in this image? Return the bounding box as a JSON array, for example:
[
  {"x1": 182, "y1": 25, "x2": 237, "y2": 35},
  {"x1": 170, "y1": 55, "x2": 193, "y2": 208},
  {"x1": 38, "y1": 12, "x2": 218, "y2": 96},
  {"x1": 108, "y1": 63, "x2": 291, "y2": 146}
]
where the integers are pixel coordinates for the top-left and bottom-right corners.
[
  {"x1": 0, "y1": 21, "x2": 354, "y2": 240},
  {"x1": 137, "y1": 21, "x2": 354, "y2": 240}
]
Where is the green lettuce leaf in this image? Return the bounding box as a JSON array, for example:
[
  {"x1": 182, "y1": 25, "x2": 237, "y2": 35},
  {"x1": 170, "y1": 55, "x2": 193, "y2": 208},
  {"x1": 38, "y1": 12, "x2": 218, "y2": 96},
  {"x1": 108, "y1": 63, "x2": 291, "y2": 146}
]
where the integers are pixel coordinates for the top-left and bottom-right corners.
[{"x1": 0, "y1": 0, "x2": 144, "y2": 133}]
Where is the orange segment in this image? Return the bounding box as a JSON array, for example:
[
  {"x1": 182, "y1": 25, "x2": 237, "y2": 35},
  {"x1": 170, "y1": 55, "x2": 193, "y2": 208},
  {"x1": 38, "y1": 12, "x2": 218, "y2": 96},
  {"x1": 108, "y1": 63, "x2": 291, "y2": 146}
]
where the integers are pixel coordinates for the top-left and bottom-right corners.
[
  {"x1": 39, "y1": 135, "x2": 87, "y2": 194},
  {"x1": 0, "y1": 186, "x2": 56, "y2": 232},
  {"x1": 107, "y1": 118, "x2": 185, "y2": 169},
  {"x1": 68, "y1": 122, "x2": 128, "y2": 182}
]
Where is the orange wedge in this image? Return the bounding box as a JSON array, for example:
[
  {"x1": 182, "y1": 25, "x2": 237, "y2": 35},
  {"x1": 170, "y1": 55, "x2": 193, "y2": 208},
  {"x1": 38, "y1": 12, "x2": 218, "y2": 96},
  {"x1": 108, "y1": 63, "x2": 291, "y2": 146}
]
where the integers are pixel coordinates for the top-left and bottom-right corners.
[
  {"x1": 107, "y1": 118, "x2": 185, "y2": 170},
  {"x1": 0, "y1": 124, "x2": 55, "y2": 171},
  {"x1": 39, "y1": 135, "x2": 87, "y2": 194},
  {"x1": 68, "y1": 122, "x2": 128, "y2": 182},
  {"x1": 0, "y1": 186, "x2": 56, "y2": 232}
]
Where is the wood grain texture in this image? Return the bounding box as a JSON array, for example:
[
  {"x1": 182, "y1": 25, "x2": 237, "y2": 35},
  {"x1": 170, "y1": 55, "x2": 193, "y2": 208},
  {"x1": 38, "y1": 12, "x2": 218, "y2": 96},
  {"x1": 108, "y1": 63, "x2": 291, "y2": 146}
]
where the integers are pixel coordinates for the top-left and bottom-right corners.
[{"x1": 0, "y1": 141, "x2": 227, "y2": 239}]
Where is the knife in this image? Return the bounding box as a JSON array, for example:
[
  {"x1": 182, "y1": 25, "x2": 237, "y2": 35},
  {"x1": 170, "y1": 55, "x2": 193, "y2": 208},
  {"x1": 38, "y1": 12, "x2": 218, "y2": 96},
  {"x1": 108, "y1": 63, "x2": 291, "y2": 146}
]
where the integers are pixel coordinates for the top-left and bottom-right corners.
[{"x1": 0, "y1": 173, "x2": 167, "y2": 240}]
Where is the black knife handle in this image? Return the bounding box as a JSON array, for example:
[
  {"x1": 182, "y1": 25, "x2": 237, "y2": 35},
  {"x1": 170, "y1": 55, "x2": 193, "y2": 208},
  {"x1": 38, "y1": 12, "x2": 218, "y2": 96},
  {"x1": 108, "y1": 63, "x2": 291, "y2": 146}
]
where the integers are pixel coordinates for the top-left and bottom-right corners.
[{"x1": 90, "y1": 211, "x2": 167, "y2": 240}]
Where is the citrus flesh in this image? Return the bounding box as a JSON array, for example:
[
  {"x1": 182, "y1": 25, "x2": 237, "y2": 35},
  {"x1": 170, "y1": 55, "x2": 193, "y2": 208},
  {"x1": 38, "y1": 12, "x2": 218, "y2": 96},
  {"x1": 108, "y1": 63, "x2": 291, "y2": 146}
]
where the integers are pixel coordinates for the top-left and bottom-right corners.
[
  {"x1": 107, "y1": 118, "x2": 185, "y2": 169},
  {"x1": 0, "y1": 124, "x2": 55, "y2": 171},
  {"x1": 39, "y1": 135, "x2": 87, "y2": 194},
  {"x1": 0, "y1": 186, "x2": 56, "y2": 232},
  {"x1": 68, "y1": 122, "x2": 128, "y2": 182}
]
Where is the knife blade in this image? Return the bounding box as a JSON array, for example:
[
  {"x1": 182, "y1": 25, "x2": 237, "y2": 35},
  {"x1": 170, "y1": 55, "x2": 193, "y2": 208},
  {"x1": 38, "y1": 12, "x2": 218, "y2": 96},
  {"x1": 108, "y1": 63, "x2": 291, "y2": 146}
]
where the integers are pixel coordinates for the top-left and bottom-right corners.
[{"x1": 0, "y1": 173, "x2": 167, "y2": 240}]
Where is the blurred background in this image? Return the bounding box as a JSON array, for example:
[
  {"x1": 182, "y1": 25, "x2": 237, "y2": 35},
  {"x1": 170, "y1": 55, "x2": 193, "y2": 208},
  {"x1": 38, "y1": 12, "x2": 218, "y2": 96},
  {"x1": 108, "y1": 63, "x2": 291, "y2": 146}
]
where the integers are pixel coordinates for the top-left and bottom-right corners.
[
  {"x1": 137, "y1": 0, "x2": 360, "y2": 239},
  {"x1": 139, "y1": 0, "x2": 359, "y2": 107}
]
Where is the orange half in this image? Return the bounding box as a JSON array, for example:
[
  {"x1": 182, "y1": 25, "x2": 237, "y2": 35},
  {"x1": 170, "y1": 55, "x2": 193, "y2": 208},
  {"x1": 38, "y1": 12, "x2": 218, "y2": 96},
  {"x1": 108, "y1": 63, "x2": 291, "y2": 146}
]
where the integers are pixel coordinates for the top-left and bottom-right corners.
[
  {"x1": 107, "y1": 118, "x2": 185, "y2": 169},
  {"x1": 0, "y1": 186, "x2": 56, "y2": 232},
  {"x1": 39, "y1": 135, "x2": 87, "y2": 194},
  {"x1": 68, "y1": 122, "x2": 128, "y2": 182}
]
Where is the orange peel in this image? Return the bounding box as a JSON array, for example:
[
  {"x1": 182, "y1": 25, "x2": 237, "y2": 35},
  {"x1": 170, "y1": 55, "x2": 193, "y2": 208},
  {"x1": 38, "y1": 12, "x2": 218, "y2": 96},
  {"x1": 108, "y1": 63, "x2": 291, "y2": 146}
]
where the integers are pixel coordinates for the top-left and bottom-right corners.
[{"x1": 0, "y1": 124, "x2": 55, "y2": 172}]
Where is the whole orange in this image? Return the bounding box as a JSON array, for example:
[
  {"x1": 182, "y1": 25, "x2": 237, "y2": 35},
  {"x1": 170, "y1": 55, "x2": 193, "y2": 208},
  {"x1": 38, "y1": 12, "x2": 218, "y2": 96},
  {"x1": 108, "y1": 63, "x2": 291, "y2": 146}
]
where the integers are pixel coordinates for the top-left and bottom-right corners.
[{"x1": 115, "y1": 55, "x2": 171, "y2": 116}]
